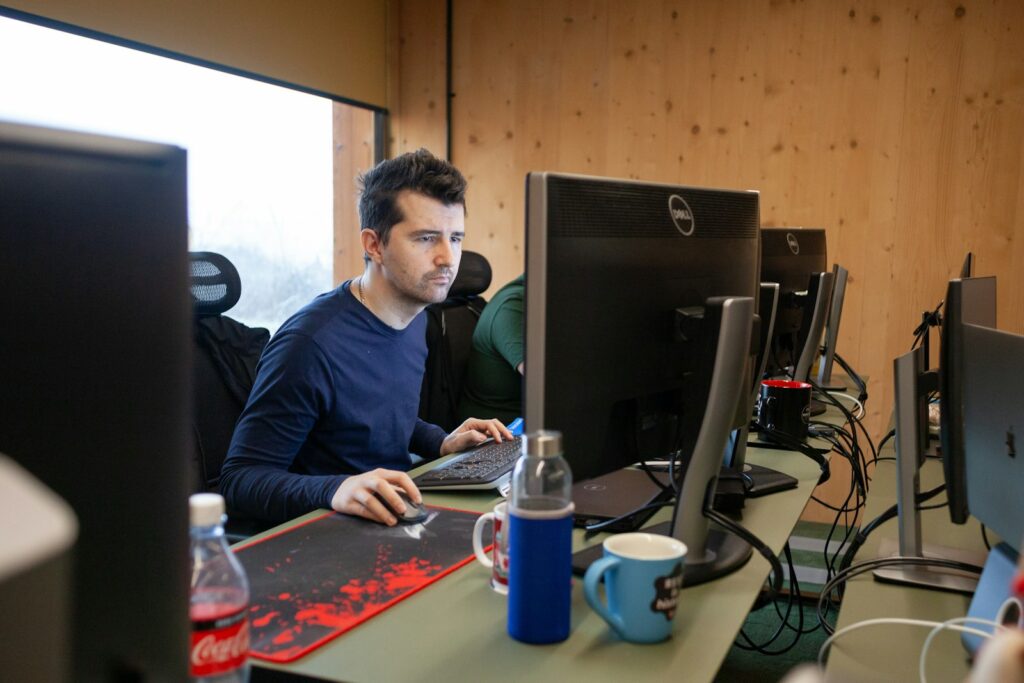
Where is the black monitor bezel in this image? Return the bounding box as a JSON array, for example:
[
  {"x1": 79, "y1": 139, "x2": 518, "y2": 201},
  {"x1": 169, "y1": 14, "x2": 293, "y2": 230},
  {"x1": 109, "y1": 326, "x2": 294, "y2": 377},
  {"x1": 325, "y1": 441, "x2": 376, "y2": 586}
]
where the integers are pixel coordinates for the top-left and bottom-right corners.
[{"x1": 939, "y1": 275, "x2": 996, "y2": 525}]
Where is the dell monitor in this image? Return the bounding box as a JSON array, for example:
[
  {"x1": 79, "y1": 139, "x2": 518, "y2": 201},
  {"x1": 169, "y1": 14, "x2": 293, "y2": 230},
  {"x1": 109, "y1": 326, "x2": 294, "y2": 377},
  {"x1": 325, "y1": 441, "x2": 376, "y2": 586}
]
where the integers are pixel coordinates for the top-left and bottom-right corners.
[
  {"x1": 0, "y1": 121, "x2": 191, "y2": 680},
  {"x1": 939, "y1": 276, "x2": 997, "y2": 524},
  {"x1": 759, "y1": 228, "x2": 832, "y2": 381},
  {"x1": 524, "y1": 172, "x2": 759, "y2": 480},
  {"x1": 524, "y1": 172, "x2": 760, "y2": 584}
]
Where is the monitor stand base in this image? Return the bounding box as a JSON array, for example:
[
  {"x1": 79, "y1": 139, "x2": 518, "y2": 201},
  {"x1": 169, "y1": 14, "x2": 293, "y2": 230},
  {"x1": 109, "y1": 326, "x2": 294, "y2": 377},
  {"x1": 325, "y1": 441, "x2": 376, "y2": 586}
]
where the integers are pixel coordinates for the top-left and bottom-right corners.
[
  {"x1": 871, "y1": 537, "x2": 982, "y2": 594},
  {"x1": 646, "y1": 521, "x2": 752, "y2": 587},
  {"x1": 742, "y1": 463, "x2": 798, "y2": 497},
  {"x1": 570, "y1": 520, "x2": 754, "y2": 585},
  {"x1": 747, "y1": 440, "x2": 829, "y2": 455}
]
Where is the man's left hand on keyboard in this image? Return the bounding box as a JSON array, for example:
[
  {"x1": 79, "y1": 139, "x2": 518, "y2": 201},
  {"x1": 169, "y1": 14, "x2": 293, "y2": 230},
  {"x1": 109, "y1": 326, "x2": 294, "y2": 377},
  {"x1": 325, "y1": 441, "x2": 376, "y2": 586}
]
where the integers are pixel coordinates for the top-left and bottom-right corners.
[{"x1": 441, "y1": 418, "x2": 515, "y2": 456}]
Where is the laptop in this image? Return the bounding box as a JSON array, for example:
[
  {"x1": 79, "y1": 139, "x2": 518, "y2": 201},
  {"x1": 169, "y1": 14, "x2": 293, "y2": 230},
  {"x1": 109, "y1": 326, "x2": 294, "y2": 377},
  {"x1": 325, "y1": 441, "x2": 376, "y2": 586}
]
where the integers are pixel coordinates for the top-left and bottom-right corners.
[{"x1": 571, "y1": 468, "x2": 674, "y2": 533}]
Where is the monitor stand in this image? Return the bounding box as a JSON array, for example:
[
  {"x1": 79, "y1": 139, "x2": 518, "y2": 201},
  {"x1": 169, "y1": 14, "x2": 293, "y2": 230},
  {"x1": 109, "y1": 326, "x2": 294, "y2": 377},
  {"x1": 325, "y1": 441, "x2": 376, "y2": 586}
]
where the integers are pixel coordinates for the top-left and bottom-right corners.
[
  {"x1": 815, "y1": 265, "x2": 849, "y2": 393},
  {"x1": 726, "y1": 425, "x2": 798, "y2": 497},
  {"x1": 872, "y1": 348, "x2": 983, "y2": 593},
  {"x1": 667, "y1": 297, "x2": 758, "y2": 582},
  {"x1": 573, "y1": 297, "x2": 759, "y2": 584},
  {"x1": 649, "y1": 520, "x2": 750, "y2": 585},
  {"x1": 570, "y1": 520, "x2": 751, "y2": 586}
]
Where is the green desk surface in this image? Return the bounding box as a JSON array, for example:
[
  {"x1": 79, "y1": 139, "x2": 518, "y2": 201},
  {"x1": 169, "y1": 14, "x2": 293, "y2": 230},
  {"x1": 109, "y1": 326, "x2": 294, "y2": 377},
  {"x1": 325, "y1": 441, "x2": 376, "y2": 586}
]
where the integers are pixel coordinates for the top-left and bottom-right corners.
[
  {"x1": 824, "y1": 452, "x2": 988, "y2": 683},
  {"x1": 240, "y1": 444, "x2": 825, "y2": 683}
]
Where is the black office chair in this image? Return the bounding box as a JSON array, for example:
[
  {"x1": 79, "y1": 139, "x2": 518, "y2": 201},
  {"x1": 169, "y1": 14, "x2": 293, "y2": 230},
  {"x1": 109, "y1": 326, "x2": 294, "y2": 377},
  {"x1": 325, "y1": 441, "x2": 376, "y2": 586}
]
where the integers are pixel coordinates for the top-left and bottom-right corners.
[
  {"x1": 189, "y1": 251, "x2": 270, "y2": 494},
  {"x1": 418, "y1": 251, "x2": 492, "y2": 432}
]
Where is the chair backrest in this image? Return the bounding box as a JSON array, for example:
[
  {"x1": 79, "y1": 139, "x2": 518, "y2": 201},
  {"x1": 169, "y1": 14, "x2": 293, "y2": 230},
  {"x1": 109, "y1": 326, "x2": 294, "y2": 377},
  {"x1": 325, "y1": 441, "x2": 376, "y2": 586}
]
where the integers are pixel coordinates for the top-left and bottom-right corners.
[
  {"x1": 418, "y1": 251, "x2": 492, "y2": 432},
  {"x1": 189, "y1": 252, "x2": 269, "y2": 492},
  {"x1": 190, "y1": 251, "x2": 241, "y2": 316}
]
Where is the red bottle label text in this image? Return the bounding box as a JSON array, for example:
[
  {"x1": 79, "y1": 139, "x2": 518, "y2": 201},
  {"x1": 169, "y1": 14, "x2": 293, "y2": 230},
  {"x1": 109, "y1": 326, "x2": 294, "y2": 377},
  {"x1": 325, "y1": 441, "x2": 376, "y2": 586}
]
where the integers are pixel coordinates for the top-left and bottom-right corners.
[{"x1": 190, "y1": 607, "x2": 249, "y2": 677}]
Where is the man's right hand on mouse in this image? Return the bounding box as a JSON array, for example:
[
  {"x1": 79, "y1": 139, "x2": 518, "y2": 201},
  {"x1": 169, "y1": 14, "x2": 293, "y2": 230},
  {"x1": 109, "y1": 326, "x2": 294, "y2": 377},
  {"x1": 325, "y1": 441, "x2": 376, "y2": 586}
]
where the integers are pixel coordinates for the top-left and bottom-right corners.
[{"x1": 330, "y1": 469, "x2": 422, "y2": 526}]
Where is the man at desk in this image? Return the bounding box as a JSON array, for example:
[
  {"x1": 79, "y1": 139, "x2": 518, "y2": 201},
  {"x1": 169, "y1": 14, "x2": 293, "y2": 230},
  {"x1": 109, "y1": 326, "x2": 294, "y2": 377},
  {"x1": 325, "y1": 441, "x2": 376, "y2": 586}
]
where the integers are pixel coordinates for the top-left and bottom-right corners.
[{"x1": 221, "y1": 149, "x2": 511, "y2": 527}]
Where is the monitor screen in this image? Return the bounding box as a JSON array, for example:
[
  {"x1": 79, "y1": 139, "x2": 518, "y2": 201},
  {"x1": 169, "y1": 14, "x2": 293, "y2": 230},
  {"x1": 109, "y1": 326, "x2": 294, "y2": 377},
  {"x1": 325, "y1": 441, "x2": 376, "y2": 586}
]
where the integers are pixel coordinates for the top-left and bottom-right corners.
[
  {"x1": 0, "y1": 121, "x2": 191, "y2": 680},
  {"x1": 759, "y1": 227, "x2": 828, "y2": 377},
  {"x1": 939, "y1": 276, "x2": 997, "y2": 524},
  {"x1": 962, "y1": 323, "x2": 1023, "y2": 551},
  {"x1": 523, "y1": 172, "x2": 760, "y2": 482}
]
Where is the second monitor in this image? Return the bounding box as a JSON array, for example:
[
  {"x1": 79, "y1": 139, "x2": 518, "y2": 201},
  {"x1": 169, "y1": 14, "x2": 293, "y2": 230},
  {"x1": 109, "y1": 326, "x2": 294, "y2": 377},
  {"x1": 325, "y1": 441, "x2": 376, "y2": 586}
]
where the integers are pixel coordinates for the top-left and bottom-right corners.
[{"x1": 760, "y1": 227, "x2": 833, "y2": 382}]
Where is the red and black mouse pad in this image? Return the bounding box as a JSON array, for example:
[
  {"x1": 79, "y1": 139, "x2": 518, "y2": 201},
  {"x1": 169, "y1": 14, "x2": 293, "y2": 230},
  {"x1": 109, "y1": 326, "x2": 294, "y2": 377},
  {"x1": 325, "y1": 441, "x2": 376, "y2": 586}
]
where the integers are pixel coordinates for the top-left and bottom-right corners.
[{"x1": 234, "y1": 506, "x2": 482, "y2": 663}]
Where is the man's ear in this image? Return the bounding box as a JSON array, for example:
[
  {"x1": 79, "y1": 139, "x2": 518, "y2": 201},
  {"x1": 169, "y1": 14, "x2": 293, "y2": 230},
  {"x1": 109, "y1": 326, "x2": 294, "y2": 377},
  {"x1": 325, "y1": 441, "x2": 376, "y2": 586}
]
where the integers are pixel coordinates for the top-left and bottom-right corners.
[{"x1": 361, "y1": 228, "x2": 383, "y2": 264}]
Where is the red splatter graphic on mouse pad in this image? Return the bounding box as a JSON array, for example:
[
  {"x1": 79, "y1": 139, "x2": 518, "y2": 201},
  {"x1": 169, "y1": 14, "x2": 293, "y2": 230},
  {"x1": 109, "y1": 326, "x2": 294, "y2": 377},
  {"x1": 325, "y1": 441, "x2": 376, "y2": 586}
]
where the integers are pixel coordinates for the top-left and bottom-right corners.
[{"x1": 233, "y1": 506, "x2": 481, "y2": 662}]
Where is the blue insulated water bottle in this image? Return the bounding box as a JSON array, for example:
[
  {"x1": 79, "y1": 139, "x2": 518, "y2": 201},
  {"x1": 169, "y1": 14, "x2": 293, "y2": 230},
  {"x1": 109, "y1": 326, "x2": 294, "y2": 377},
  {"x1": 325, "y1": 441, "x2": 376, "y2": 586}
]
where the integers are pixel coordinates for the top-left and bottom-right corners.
[{"x1": 507, "y1": 430, "x2": 574, "y2": 643}]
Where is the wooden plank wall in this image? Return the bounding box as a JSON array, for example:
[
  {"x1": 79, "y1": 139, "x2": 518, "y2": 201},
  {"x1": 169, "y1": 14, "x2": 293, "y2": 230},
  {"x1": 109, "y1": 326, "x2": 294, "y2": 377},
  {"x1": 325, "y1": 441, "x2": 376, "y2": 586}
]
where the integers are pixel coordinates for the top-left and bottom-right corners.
[
  {"x1": 392, "y1": 0, "x2": 1024, "y2": 519},
  {"x1": 333, "y1": 103, "x2": 377, "y2": 285},
  {"x1": 386, "y1": 0, "x2": 448, "y2": 158}
]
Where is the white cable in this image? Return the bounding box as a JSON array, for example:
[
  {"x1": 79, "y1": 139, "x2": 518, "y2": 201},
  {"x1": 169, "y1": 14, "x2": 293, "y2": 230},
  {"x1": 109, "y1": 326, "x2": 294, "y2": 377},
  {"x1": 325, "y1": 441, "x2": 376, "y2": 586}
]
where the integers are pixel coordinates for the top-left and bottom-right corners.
[
  {"x1": 817, "y1": 617, "x2": 993, "y2": 671},
  {"x1": 829, "y1": 391, "x2": 865, "y2": 420},
  {"x1": 919, "y1": 616, "x2": 1002, "y2": 683}
]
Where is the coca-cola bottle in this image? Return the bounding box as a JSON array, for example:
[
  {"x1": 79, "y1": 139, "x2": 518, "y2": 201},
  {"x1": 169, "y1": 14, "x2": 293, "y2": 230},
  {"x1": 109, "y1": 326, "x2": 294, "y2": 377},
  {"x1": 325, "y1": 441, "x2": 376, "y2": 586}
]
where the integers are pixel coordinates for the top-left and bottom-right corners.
[{"x1": 189, "y1": 493, "x2": 250, "y2": 682}]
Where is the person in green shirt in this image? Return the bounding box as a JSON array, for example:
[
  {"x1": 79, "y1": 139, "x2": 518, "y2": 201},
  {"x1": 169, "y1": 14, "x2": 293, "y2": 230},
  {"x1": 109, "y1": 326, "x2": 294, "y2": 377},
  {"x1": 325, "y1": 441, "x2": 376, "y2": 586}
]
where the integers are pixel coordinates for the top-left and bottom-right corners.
[{"x1": 458, "y1": 274, "x2": 524, "y2": 425}]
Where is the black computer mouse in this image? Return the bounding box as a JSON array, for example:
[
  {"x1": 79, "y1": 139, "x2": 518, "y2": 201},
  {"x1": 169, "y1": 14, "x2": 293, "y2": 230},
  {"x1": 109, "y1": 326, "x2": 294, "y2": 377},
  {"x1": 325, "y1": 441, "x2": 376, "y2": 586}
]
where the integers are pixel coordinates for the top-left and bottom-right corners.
[{"x1": 374, "y1": 489, "x2": 429, "y2": 524}]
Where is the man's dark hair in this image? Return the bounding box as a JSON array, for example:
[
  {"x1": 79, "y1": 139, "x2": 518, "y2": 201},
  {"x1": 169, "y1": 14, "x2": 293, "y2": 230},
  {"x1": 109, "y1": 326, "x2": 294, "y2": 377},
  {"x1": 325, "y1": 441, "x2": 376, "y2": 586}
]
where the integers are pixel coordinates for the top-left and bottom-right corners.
[{"x1": 357, "y1": 148, "x2": 467, "y2": 245}]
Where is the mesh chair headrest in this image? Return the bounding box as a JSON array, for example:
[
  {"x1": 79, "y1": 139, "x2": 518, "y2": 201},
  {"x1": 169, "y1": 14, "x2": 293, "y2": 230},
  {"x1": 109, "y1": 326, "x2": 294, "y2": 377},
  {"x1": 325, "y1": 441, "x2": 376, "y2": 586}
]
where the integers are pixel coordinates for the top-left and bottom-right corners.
[
  {"x1": 449, "y1": 251, "x2": 492, "y2": 298},
  {"x1": 190, "y1": 251, "x2": 241, "y2": 316}
]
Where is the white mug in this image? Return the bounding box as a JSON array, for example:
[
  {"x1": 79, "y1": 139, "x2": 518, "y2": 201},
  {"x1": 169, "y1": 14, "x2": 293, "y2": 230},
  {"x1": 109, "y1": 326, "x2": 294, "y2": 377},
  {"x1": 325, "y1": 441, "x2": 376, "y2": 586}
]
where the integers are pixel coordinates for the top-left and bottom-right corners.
[{"x1": 472, "y1": 502, "x2": 509, "y2": 594}]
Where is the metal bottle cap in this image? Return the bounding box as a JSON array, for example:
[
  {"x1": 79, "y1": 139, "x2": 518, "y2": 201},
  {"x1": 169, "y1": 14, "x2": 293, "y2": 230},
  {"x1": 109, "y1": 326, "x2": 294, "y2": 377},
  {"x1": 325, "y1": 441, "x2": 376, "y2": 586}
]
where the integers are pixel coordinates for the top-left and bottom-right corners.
[{"x1": 524, "y1": 430, "x2": 562, "y2": 457}]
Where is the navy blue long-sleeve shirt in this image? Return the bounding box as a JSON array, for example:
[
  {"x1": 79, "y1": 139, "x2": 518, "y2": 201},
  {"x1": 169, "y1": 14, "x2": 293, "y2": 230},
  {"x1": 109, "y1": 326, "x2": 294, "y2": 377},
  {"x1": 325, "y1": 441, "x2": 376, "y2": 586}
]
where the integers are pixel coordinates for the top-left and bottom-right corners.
[{"x1": 220, "y1": 281, "x2": 447, "y2": 523}]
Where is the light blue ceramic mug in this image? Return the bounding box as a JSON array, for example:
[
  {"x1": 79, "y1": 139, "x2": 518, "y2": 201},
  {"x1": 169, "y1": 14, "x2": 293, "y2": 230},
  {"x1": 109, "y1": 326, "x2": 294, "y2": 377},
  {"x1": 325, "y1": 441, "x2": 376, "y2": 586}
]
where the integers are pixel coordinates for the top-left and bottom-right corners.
[{"x1": 583, "y1": 533, "x2": 687, "y2": 643}]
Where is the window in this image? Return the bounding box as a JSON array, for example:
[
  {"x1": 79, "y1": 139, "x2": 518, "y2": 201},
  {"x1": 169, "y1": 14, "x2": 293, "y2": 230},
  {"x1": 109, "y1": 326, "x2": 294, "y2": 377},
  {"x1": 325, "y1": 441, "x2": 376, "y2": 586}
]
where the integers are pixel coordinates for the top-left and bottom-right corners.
[{"x1": 0, "y1": 15, "x2": 362, "y2": 332}]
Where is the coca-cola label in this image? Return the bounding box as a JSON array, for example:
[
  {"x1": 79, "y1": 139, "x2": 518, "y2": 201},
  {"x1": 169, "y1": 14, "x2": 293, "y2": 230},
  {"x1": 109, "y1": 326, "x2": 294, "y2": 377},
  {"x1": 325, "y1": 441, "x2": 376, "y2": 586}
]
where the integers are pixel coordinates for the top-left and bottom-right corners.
[{"x1": 190, "y1": 607, "x2": 249, "y2": 677}]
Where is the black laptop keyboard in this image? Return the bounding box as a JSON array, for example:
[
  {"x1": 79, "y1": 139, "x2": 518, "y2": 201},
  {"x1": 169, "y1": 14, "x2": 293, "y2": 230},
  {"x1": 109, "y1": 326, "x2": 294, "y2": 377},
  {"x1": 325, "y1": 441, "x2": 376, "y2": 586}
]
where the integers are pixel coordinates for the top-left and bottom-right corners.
[{"x1": 415, "y1": 436, "x2": 523, "y2": 487}]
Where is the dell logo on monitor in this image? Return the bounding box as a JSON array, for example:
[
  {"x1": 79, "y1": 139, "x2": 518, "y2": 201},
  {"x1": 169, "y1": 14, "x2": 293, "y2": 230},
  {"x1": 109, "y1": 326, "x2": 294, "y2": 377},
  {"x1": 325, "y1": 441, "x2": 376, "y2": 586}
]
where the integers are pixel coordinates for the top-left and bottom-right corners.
[
  {"x1": 668, "y1": 194, "x2": 695, "y2": 236},
  {"x1": 786, "y1": 232, "x2": 800, "y2": 255}
]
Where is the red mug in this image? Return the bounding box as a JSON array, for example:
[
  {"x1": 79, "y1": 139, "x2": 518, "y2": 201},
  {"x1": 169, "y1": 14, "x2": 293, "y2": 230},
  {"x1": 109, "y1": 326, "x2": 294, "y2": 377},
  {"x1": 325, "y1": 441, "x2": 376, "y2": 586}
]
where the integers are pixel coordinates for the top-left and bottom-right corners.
[{"x1": 757, "y1": 379, "x2": 812, "y2": 441}]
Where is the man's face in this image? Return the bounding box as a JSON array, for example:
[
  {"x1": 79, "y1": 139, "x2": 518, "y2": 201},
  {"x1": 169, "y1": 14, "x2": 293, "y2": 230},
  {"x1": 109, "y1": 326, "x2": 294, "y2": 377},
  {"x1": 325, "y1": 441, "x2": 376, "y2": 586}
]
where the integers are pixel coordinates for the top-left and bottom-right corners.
[{"x1": 378, "y1": 190, "x2": 465, "y2": 306}]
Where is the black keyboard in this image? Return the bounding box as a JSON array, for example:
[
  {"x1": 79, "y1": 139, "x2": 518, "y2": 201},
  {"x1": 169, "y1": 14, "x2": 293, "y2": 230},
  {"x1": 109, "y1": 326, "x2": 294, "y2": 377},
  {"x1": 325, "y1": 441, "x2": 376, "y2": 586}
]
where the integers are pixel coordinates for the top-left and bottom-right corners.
[{"x1": 414, "y1": 436, "x2": 523, "y2": 490}]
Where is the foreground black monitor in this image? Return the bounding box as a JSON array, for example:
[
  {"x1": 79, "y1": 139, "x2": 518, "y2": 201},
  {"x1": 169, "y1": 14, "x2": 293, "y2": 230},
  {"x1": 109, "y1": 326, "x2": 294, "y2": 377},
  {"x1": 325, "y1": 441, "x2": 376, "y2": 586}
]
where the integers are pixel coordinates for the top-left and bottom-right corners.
[
  {"x1": 960, "y1": 321, "x2": 1022, "y2": 653},
  {"x1": 939, "y1": 276, "x2": 996, "y2": 524},
  {"x1": 962, "y1": 323, "x2": 1022, "y2": 550},
  {"x1": 0, "y1": 121, "x2": 191, "y2": 680},
  {"x1": 524, "y1": 172, "x2": 760, "y2": 483},
  {"x1": 759, "y1": 227, "x2": 830, "y2": 379}
]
